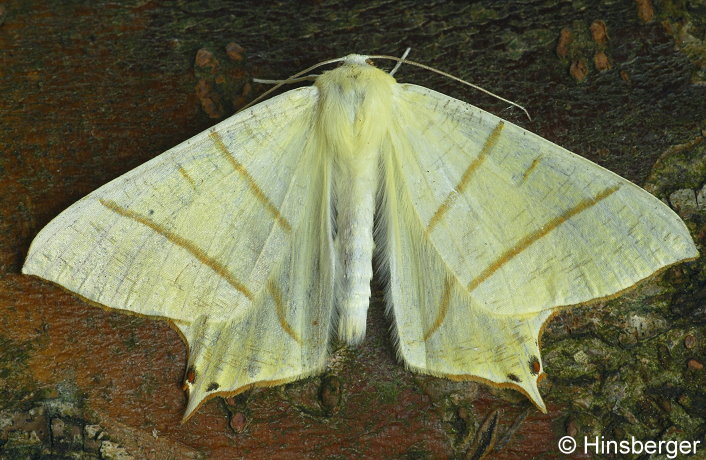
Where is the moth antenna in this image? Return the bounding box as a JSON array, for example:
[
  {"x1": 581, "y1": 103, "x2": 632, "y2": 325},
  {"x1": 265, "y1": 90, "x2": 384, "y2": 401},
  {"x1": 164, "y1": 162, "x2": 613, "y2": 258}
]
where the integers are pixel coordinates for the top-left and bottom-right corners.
[
  {"x1": 368, "y1": 54, "x2": 532, "y2": 121},
  {"x1": 242, "y1": 57, "x2": 345, "y2": 112},
  {"x1": 389, "y1": 47, "x2": 411, "y2": 76},
  {"x1": 252, "y1": 75, "x2": 319, "y2": 85}
]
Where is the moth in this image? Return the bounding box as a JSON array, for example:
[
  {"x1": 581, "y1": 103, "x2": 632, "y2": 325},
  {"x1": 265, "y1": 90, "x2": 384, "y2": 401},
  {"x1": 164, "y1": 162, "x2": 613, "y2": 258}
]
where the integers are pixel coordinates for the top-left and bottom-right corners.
[{"x1": 24, "y1": 54, "x2": 698, "y2": 421}]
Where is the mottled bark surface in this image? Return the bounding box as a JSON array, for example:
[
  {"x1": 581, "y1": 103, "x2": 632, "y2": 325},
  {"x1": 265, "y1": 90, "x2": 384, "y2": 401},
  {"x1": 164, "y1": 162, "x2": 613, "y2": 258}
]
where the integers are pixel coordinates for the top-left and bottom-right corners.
[{"x1": 1, "y1": 0, "x2": 705, "y2": 458}]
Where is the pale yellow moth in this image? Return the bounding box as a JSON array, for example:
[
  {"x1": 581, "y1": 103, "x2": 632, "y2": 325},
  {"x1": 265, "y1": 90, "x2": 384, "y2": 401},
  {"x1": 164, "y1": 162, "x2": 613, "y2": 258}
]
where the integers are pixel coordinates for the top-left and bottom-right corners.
[{"x1": 23, "y1": 54, "x2": 699, "y2": 421}]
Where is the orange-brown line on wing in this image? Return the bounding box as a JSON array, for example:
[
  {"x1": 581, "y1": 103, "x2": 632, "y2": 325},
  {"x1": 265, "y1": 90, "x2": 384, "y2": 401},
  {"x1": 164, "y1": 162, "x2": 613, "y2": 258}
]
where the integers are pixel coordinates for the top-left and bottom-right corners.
[
  {"x1": 423, "y1": 277, "x2": 453, "y2": 341},
  {"x1": 209, "y1": 130, "x2": 292, "y2": 232},
  {"x1": 267, "y1": 280, "x2": 302, "y2": 345},
  {"x1": 520, "y1": 156, "x2": 542, "y2": 183},
  {"x1": 178, "y1": 166, "x2": 196, "y2": 188},
  {"x1": 426, "y1": 121, "x2": 505, "y2": 233},
  {"x1": 99, "y1": 199, "x2": 254, "y2": 300},
  {"x1": 467, "y1": 185, "x2": 621, "y2": 292}
]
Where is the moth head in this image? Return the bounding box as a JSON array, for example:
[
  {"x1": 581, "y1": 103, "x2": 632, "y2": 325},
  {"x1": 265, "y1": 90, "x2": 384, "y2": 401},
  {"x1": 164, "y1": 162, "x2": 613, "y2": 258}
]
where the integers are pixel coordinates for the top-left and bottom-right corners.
[{"x1": 341, "y1": 54, "x2": 373, "y2": 68}]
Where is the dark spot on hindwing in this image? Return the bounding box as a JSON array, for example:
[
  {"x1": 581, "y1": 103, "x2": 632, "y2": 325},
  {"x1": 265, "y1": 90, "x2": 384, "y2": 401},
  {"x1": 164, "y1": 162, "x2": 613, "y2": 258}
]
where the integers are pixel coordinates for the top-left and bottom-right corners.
[
  {"x1": 207, "y1": 382, "x2": 220, "y2": 392},
  {"x1": 507, "y1": 373, "x2": 521, "y2": 383}
]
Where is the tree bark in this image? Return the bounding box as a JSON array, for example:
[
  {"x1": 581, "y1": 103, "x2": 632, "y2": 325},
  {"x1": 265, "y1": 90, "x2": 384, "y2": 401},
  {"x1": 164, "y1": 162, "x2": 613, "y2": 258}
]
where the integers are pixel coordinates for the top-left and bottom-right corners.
[{"x1": 1, "y1": 0, "x2": 704, "y2": 458}]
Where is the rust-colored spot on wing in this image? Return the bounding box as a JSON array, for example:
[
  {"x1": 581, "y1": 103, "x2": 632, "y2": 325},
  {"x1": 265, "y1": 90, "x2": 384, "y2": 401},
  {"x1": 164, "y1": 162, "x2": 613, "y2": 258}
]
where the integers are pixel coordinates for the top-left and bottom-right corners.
[
  {"x1": 267, "y1": 280, "x2": 302, "y2": 344},
  {"x1": 183, "y1": 366, "x2": 197, "y2": 391},
  {"x1": 423, "y1": 277, "x2": 452, "y2": 341},
  {"x1": 529, "y1": 356, "x2": 541, "y2": 375},
  {"x1": 99, "y1": 199, "x2": 253, "y2": 300},
  {"x1": 209, "y1": 130, "x2": 291, "y2": 232},
  {"x1": 467, "y1": 185, "x2": 620, "y2": 292},
  {"x1": 426, "y1": 121, "x2": 504, "y2": 233}
]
